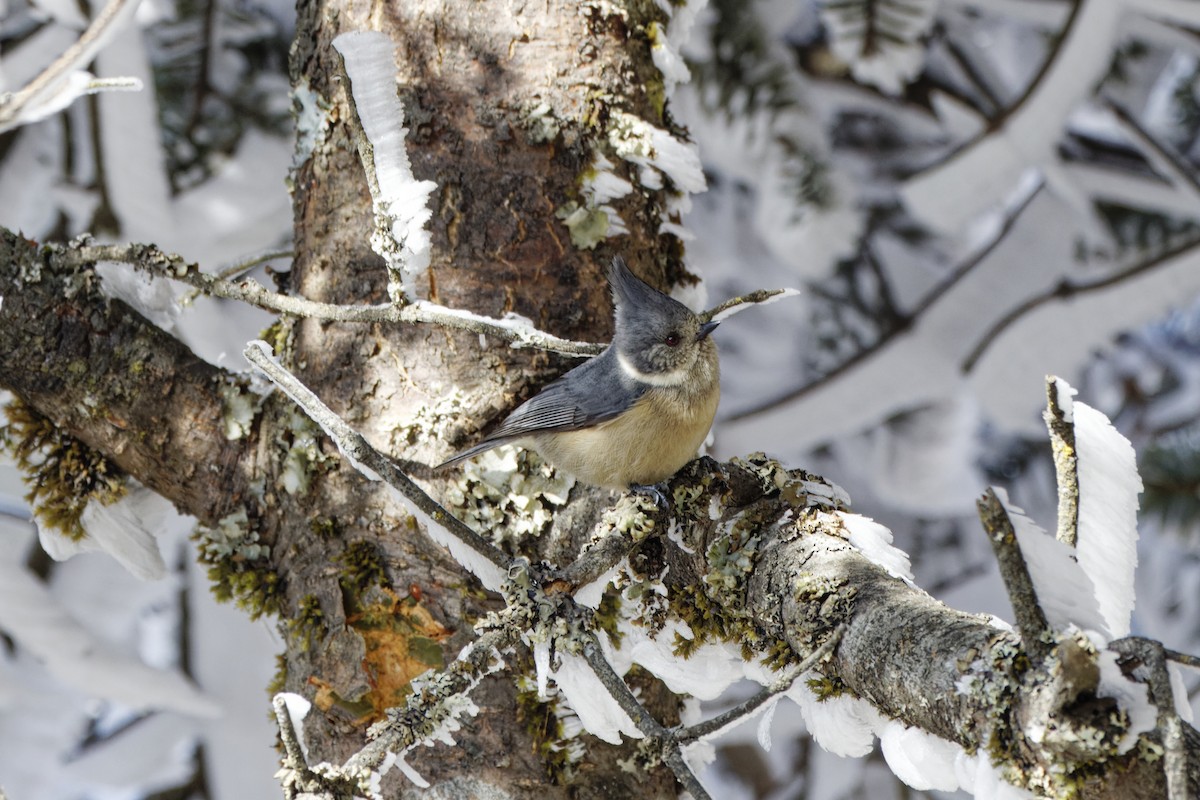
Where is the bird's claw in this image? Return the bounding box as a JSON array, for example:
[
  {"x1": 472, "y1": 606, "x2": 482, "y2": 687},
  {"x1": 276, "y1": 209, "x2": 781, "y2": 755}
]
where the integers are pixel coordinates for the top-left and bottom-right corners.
[{"x1": 629, "y1": 482, "x2": 670, "y2": 512}]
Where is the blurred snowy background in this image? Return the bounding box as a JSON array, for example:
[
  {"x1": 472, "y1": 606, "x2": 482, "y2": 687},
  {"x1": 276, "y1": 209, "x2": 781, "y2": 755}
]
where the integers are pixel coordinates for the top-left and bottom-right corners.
[{"x1": 2, "y1": 0, "x2": 1200, "y2": 797}]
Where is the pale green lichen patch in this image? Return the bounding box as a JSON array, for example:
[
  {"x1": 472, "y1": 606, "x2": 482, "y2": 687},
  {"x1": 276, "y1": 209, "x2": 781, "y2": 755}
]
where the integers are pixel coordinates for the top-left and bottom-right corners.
[
  {"x1": 391, "y1": 387, "x2": 473, "y2": 452},
  {"x1": 524, "y1": 101, "x2": 562, "y2": 144},
  {"x1": 219, "y1": 378, "x2": 262, "y2": 441},
  {"x1": 194, "y1": 509, "x2": 281, "y2": 619},
  {"x1": 276, "y1": 406, "x2": 333, "y2": 495},
  {"x1": 291, "y1": 77, "x2": 333, "y2": 170},
  {"x1": 444, "y1": 446, "x2": 575, "y2": 547},
  {"x1": 195, "y1": 509, "x2": 268, "y2": 561},
  {"x1": 0, "y1": 397, "x2": 128, "y2": 540},
  {"x1": 555, "y1": 201, "x2": 610, "y2": 250},
  {"x1": 602, "y1": 493, "x2": 659, "y2": 542}
]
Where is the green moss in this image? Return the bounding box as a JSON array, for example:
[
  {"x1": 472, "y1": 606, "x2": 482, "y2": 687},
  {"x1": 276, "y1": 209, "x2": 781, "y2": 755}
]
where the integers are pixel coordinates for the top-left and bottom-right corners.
[
  {"x1": 336, "y1": 540, "x2": 390, "y2": 599},
  {"x1": 805, "y1": 675, "x2": 846, "y2": 700},
  {"x1": 210, "y1": 564, "x2": 283, "y2": 620},
  {"x1": 760, "y1": 638, "x2": 798, "y2": 672},
  {"x1": 516, "y1": 680, "x2": 577, "y2": 783},
  {"x1": 289, "y1": 594, "x2": 326, "y2": 651},
  {"x1": 594, "y1": 590, "x2": 624, "y2": 649},
  {"x1": 258, "y1": 320, "x2": 290, "y2": 356},
  {"x1": 267, "y1": 653, "x2": 288, "y2": 697},
  {"x1": 309, "y1": 515, "x2": 339, "y2": 538},
  {"x1": 194, "y1": 510, "x2": 282, "y2": 620},
  {"x1": 0, "y1": 397, "x2": 128, "y2": 540},
  {"x1": 511, "y1": 644, "x2": 586, "y2": 784}
]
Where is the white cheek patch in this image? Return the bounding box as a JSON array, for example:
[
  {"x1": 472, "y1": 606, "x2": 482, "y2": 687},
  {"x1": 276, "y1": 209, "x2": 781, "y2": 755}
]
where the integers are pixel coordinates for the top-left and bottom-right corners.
[{"x1": 616, "y1": 351, "x2": 690, "y2": 387}]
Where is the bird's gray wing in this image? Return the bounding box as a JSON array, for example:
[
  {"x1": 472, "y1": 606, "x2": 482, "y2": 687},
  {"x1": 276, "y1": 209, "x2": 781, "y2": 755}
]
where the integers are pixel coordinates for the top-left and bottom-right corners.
[
  {"x1": 438, "y1": 350, "x2": 644, "y2": 468},
  {"x1": 490, "y1": 349, "x2": 643, "y2": 437}
]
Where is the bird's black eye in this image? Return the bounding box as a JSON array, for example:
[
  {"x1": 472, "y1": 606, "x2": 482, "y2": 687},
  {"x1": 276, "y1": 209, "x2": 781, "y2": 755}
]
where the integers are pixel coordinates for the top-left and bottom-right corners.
[{"x1": 664, "y1": 333, "x2": 680, "y2": 347}]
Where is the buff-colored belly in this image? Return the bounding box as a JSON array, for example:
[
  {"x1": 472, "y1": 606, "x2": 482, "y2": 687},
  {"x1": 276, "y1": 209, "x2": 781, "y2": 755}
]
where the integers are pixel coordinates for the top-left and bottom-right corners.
[{"x1": 525, "y1": 384, "x2": 720, "y2": 489}]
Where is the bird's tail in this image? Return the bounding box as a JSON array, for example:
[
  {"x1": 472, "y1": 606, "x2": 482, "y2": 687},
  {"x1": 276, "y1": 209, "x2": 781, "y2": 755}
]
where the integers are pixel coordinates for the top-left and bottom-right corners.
[{"x1": 434, "y1": 438, "x2": 507, "y2": 471}]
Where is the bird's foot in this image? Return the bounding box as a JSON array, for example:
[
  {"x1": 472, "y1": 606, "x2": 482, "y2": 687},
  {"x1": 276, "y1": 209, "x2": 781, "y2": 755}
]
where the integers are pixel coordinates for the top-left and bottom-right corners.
[{"x1": 628, "y1": 482, "x2": 670, "y2": 512}]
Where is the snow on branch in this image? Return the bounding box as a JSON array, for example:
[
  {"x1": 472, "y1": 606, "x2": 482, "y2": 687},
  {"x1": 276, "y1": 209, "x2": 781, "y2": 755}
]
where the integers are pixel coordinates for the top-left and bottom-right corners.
[
  {"x1": 0, "y1": 556, "x2": 218, "y2": 717},
  {"x1": 900, "y1": 0, "x2": 1121, "y2": 235},
  {"x1": 819, "y1": 0, "x2": 937, "y2": 95},
  {"x1": 0, "y1": 0, "x2": 143, "y2": 133},
  {"x1": 1049, "y1": 377, "x2": 1142, "y2": 640},
  {"x1": 332, "y1": 31, "x2": 437, "y2": 303},
  {"x1": 981, "y1": 381, "x2": 1142, "y2": 647}
]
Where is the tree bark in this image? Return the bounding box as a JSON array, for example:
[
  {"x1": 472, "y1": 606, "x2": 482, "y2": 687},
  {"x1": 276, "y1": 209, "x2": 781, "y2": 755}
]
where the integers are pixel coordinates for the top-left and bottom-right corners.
[{"x1": 3, "y1": 0, "x2": 1199, "y2": 797}]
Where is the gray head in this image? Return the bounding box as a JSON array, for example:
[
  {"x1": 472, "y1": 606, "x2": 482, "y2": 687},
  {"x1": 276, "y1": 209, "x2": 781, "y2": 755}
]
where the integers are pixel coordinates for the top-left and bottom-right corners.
[{"x1": 608, "y1": 256, "x2": 718, "y2": 382}]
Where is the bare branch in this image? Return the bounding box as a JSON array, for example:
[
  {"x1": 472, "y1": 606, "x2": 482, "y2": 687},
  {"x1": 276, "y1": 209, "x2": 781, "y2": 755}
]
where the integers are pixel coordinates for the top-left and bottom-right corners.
[
  {"x1": 0, "y1": 0, "x2": 141, "y2": 132},
  {"x1": 960, "y1": 233, "x2": 1200, "y2": 372},
  {"x1": 1104, "y1": 97, "x2": 1200, "y2": 204},
  {"x1": 179, "y1": 248, "x2": 294, "y2": 306},
  {"x1": 343, "y1": 628, "x2": 515, "y2": 774},
  {"x1": 273, "y1": 694, "x2": 311, "y2": 776},
  {"x1": 976, "y1": 488, "x2": 1053, "y2": 663},
  {"x1": 56, "y1": 237, "x2": 800, "y2": 360},
  {"x1": 676, "y1": 624, "x2": 846, "y2": 744},
  {"x1": 578, "y1": 636, "x2": 712, "y2": 800},
  {"x1": 700, "y1": 287, "x2": 800, "y2": 324},
  {"x1": 54, "y1": 239, "x2": 604, "y2": 356},
  {"x1": 1111, "y1": 638, "x2": 1189, "y2": 800},
  {"x1": 1166, "y1": 649, "x2": 1200, "y2": 671},
  {"x1": 1043, "y1": 376, "x2": 1079, "y2": 547}
]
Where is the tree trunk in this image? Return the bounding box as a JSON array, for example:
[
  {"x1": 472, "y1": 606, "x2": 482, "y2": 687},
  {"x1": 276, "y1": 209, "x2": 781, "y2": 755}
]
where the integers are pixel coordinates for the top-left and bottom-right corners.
[
  {"x1": 4, "y1": 0, "x2": 1200, "y2": 797},
  {"x1": 280, "y1": 0, "x2": 691, "y2": 794}
]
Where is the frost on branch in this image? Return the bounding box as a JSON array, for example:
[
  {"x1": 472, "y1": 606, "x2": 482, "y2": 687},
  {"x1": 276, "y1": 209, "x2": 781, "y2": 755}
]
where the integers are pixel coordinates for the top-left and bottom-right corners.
[
  {"x1": 332, "y1": 31, "x2": 437, "y2": 303},
  {"x1": 818, "y1": 0, "x2": 936, "y2": 95},
  {"x1": 0, "y1": 0, "x2": 144, "y2": 134},
  {"x1": 246, "y1": 350, "x2": 1195, "y2": 798}
]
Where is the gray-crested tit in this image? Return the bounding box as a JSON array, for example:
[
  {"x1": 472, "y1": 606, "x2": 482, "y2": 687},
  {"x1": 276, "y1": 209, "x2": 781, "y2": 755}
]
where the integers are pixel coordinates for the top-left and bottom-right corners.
[{"x1": 438, "y1": 256, "x2": 720, "y2": 491}]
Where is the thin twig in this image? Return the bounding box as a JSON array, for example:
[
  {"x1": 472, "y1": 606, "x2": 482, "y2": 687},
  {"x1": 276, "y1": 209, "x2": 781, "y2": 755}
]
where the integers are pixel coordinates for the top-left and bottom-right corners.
[
  {"x1": 677, "y1": 624, "x2": 846, "y2": 743},
  {"x1": 55, "y1": 240, "x2": 602, "y2": 356},
  {"x1": 56, "y1": 238, "x2": 799, "y2": 358},
  {"x1": 977, "y1": 488, "x2": 1053, "y2": 663},
  {"x1": 1111, "y1": 637, "x2": 1188, "y2": 800},
  {"x1": 1042, "y1": 376, "x2": 1079, "y2": 547},
  {"x1": 343, "y1": 628, "x2": 515, "y2": 774},
  {"x1": 0, "y1": 0, "x2": 138, "y2": 132},
  {"x1": 580, "y1": 636, "x2": 712, "y2": 800},
  {"x1": 1104, "y1": 97, "x2": 1200, "y2": 202},
  {"x1": 559, "y1": 525, "x2": 642, "y2": 592},
  {"x1": 700, "y1": 288, "x2": 800, "y2": 324},
  {"x1": 1165, "y1": 649, "x2": 1200, "y2": 670},
  {"x1": 273, "y1": 694, "x2": 310, "y2": 773},
  {"x1": 179, "y1": 248, "x2": 294, "y2": 306}
]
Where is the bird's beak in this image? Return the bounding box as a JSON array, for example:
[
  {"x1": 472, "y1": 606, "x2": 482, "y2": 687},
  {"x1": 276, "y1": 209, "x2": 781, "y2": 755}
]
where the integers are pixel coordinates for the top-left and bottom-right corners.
[{"x1": 696, "y1": 320, "x2": 720, "y2": 341}]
